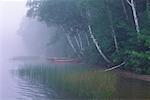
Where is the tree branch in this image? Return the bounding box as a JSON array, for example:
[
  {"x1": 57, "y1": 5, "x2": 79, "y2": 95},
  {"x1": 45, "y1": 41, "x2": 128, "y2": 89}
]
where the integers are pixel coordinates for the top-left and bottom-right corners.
[
  {"x1": 105, "y1": 62, "x2": 126, "y2": 72},
  {"x1": 126, "y1": 0, "x2": 132, "y2": 6}
]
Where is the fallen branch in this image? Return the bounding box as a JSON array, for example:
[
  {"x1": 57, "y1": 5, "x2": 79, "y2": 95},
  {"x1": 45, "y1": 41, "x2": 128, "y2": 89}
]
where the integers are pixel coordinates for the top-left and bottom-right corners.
[{"x1": 105, "y1": 62, "x2": 126, "y2": 72}]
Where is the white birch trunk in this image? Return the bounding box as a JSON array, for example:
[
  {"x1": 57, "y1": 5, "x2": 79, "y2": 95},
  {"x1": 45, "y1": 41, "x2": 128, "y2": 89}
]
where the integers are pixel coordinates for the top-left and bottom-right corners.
[
  {"x1": 85, "y1": 32, "x2": 90, "y2": 46},
  {"x1": 78, "y1": 33, "x2": 84, "y2": 55},
  {"x1": 60, "y1": 25, "x2": 80, "y2": 57},
  {"x1": 74, "y1": 35, "x2": 80, "y2": 49},
  {"x1": 77, "y1": 33, "x2": 84, "y2": 51},
  {"x1": 106, "y1": 1, "x2": 119, "y2": 52},
  {"x1": 121, "y1": 0, "x2": 129, "y2": 22},
  {"x1": 65, "y1": 34, "x2": 80, "y2": 58},
  {"x1": 88, "y1": 25, "x2": 111, "y2": 63},
  {"x1": 113, "y1": 34, "x2": 119, "y2": 52},
  {"x1": 126, "y1": 0, "x2": 140, "y2": 33},
  {"x1": 74, "y1": 35, "x2": 84, "y2": 55}
]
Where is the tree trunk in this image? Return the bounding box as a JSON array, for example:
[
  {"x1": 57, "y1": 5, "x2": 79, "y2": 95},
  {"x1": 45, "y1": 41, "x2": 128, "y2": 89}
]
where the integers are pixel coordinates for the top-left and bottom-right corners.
[
  {"x1": 66, "y1": 34, "x2": 81, "y2": 58},
  {"x1": 106, "y1": 0, "x2": 119, "y2": 52},
  {"x1": 88, "y1": 25, "x2": 112, "y2": 64},
  {"x1": 74, "y1": 35, "x2": 84, "y2": 55},
  {"x1": 126, "y1": 0, "x2": 140, "y2": 34},
  {"x1": 85, "y1": 32, "x2": 90, "y2": 46},
  {"x1": 121, "y1": 0, "x2": 129, "y2": 22},
  {"x1": 74, "y1": 35, "x2": 81, "y2": 50},
  {"x1": 77, "y1": 33, "x2": 84, "y2": 52},
  {"x1": 86, "y1": 8, "x2": 111, "y2": 63},
  {"x1": 60, "y1": 25, "x2": 81, "y2": 58}
]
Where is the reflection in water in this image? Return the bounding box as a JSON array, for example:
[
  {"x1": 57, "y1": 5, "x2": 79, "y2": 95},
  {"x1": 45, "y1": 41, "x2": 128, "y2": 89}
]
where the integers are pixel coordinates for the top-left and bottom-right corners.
[
  {"x1": 116, "y1": 76, "x2": 150, "y2": 99},
  {"x1": 1, "y1": 1, "x2": 59, "y2": 100},
  {"x1": 0, "y1": 61, "x2": 59, "y2": 100},
  {"x1": 14, "y1": 63, "x2": 150, "y2": 99},
  {"x1": 0, "y1": 61, "x2": 19, "y2": 100},
  {"x1": 16, "y1": 78, "x2": 58, "y2": 99},
  {"x1": 0, "y1": 60, "x2": 150, "y2": 99}
]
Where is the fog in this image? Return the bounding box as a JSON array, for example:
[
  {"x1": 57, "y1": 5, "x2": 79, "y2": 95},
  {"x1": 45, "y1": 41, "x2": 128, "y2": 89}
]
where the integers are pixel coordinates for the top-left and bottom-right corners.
[
  {"x1": 0, "y1": 1, "x2": 69, "y2": 98},
  {"x1": 0, "y1": 1, "x2": 27, "y2": 61},
  {"x1": 0, "y1": 1, "x2": 28, "y2": 99},
  {"x1": 0, "y1": 0, "x2": 150, "y2": 99},
  {"x1": 0, "y1": 0, "x2": 69, "y2": 64}
]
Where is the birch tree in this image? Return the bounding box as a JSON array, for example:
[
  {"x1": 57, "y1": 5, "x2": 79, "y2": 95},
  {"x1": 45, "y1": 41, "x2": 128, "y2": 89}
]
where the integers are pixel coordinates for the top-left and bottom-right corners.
[
  {"x1": 126, "y1": 0, "x2": 140, "y2": 34},
  {"x1": 86, "y1": 8, "x2": 112, "y2": 63},
  {"x1": 106, "y1": 0, "x2": 119, "y2": 52},
  {"x1": 77, "y1": 33, "x2": 84, "y2": 51},
  {"x1": 85, "y1": 32, "x2": 90, "y2": 46},
  {"x1": 121, "y1": 0, "x2": 129, "y2": 22},
  {"x1": 88, "y1": 25, "x2": 112, "y2": 63},
  {"x1": 61, "y1": 26, "x2": 81, "y2": 58}
]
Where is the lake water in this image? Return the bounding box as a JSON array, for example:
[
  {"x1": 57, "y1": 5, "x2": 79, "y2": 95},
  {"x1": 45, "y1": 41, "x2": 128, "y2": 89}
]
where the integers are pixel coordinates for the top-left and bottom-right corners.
[
  {"x1": 0, "y1": 60, "x2": 150, "y2": 100},
  {"x1": 0, "y1": 60, "x2": 59, "y2": 100}
]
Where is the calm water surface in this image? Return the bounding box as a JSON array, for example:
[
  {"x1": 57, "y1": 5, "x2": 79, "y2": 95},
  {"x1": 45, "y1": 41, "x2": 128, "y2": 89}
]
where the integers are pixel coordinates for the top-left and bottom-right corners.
[
  {"x1": 0, "y1": 60, "x2": 150, "y2": 100},
  {"x1": 0, "y1": 60, "x2": 58, "y2": 100}
]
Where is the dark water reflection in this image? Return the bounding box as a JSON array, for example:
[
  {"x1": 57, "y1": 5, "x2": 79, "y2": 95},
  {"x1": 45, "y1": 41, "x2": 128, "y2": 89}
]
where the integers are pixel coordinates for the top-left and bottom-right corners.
[
  {"x1": 1, "y1": 61, "x2": 150, "y2": 99},
  {"x1": 116, "y1": 76, "x2": 150, "y2": 99}
]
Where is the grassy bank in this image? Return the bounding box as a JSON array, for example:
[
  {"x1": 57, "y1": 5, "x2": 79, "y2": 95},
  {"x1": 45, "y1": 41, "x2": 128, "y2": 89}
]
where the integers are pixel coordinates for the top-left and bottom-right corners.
[{"x1": 17, "y1": 63, "x2": 117, "y2": 99}]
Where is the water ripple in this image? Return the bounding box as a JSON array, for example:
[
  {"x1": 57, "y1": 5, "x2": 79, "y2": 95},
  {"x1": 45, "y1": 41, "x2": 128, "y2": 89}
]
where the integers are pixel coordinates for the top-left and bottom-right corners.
[{"x1": 14, "y1": 76, "x2": 58, "y2": 100}]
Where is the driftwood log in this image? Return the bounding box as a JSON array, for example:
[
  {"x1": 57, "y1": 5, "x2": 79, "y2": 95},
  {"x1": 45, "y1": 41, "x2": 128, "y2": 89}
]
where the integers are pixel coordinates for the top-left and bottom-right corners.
[{"x1": 105, "y1": 62, "x2": 126, "y2": 72}]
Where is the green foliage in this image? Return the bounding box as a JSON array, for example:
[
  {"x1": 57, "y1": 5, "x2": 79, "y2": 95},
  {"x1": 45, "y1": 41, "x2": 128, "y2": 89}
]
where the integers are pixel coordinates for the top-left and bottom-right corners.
[
  {"x1": 26, "y1": 0, "x2": 150, "y2": 74},
  {"x1": 126, "y1": 50, "x2": 150, "y2": 74},
  {"x1": 147, "y1": 1, "x2": 150, "y2": 20},
  {"x1": 139, "y1": 29, "x2": 150, "y2": 47}
]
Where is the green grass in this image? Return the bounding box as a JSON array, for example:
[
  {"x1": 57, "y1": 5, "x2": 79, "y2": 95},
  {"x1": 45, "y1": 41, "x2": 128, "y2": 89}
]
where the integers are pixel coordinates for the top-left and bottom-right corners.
[{"x1": 17, "y1": 63, "x2": 117, "y2": 99}]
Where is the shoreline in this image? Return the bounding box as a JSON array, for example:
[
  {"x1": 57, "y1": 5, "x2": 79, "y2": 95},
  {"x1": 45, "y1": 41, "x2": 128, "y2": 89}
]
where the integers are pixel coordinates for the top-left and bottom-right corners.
[
  {"x1": 115, "y1": 70, "x2": 150, "y2": 82},
  {"x1": 75, "y1": 63, "x2": 150, "y2": 82}
]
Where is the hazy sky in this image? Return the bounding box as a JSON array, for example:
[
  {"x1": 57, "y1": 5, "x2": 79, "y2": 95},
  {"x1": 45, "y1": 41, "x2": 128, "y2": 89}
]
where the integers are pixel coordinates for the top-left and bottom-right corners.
[
  {"x1": 0, "y1": 0, "x2": 27, "y2": 60},
  {"x1": 0, "y1": 1, "x2": 26, "y2": 33}
]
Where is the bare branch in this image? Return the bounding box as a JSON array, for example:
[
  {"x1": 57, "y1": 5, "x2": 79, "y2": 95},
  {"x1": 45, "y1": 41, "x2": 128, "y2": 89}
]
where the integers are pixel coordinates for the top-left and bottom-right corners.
[
  {"x1": 105, "y1": 62, "x2": 126, "y2": 72},
  {"x1": 126, "y1": 0, "x2": 132, "y2": 6}
]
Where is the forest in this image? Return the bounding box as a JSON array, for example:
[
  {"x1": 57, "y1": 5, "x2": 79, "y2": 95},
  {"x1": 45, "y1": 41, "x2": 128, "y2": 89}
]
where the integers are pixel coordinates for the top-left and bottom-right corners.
[{"x1": 22, "y1": 0, "x2": 150, "y2": 74}]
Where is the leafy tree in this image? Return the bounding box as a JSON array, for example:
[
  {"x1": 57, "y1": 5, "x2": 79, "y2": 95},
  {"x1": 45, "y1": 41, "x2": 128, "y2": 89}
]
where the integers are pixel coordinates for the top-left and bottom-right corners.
[{"x1": 25, "y1": 0, "x2": 150, "y2": 74}]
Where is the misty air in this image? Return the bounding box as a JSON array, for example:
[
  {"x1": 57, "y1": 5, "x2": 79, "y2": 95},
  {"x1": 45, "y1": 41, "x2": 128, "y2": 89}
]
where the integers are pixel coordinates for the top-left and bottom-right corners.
[{"x1": 0, "y1": 0, "x2": 150, "y2": 99}]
